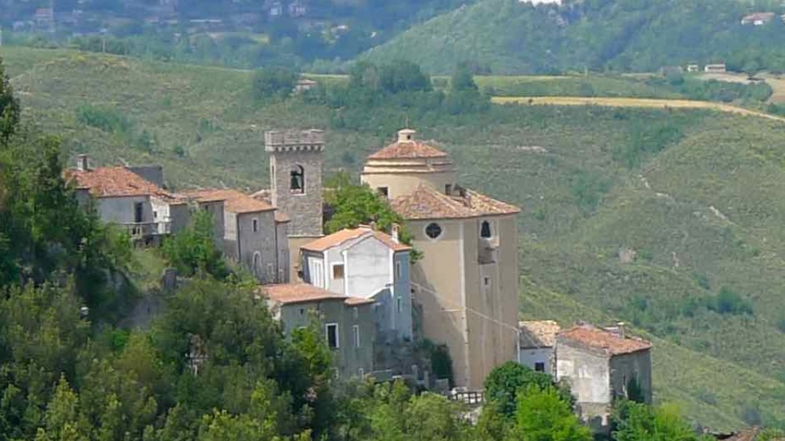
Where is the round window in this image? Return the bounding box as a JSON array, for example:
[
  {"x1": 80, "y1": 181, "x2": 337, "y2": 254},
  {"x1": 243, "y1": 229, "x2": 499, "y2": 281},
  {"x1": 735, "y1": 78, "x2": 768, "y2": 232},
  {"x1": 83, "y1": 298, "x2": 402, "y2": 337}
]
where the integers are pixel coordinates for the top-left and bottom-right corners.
[{"x1": 425, "y1": 223, "x2": 443, "y2": 239}]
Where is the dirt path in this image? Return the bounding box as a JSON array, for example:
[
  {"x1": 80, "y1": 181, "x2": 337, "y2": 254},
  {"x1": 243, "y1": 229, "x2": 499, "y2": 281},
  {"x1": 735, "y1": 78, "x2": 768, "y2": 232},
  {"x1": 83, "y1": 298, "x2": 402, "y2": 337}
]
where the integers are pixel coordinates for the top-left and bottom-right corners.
[{"x1": 492, "y1": 96, "x2": 785, "y2": 124}]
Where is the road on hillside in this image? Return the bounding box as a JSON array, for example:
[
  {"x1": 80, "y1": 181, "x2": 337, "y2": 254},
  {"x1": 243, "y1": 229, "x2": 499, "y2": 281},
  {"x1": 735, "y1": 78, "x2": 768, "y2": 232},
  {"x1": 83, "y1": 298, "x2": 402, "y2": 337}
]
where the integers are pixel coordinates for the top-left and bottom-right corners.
[{"x1": 492, "y1": 96, "x2": 785, "y2": 124}]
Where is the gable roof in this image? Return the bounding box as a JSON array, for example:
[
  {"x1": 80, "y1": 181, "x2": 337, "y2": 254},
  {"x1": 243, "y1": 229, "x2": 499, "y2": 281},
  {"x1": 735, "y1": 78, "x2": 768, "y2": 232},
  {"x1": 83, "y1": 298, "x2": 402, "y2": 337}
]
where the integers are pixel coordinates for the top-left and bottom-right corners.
[
  {"x1": 262, "y1": 283, "x2": 371, "y2": 306},
  {"x1": 68, "y1": 166, "x2": 175, "y2": 200},
  {"x1": 558, "y1": 325, "x2": 652, "y2": 356},
  {"x1": 250, "y1": 189, "x2": 291, "y2": 223},
  {"x1": 520, "y1": 320, "x2": 561, "y2": 349},
  {"x1": 184, "y1": 189, "x2": 274, "y2": 214},
  {"x1": 301, "y1": 227, "x2": 411, "y2": 253},
  {"x1": 368, "y1": 140, "x2": 449, "y2": 160},
  {"x1": 391, "y1": 185, "x2": 521, "y2": 220}
]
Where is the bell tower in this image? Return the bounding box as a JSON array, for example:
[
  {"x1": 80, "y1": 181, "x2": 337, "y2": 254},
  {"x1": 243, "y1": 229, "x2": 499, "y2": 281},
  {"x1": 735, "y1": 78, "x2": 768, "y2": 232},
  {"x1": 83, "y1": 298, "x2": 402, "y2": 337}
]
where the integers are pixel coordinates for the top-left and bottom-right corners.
[{"x1": 265, "y1": 129, "x2": 325, "y2": 238}]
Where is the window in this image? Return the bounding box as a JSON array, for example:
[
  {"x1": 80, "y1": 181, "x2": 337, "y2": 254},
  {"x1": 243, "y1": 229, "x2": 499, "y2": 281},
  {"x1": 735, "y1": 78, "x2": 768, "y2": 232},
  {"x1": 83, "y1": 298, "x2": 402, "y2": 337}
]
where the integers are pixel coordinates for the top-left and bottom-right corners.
[
  {"x1": 484, "y1": 277, "x2": 491, "y2": 287},
  {"x1": 333, "y1": 263, "x2": 345, "y2": 279},
  {"x1": 481, "y1": 220, "x2": 492, "y2": 239},
  {"x1": 395, "y1": 261, "x2": 402, "y2": 280},
  {"x1": 134, "y1": 202, "x2": 144, "y2": 223},
  {"x1": 378, "y1": 187, "x2": 389, "y2": 198},
  {"x1": 290, "y1": 165, "x2": 305, "y2": 193},
  {"x1": 397, "y1": 296, "x2": 403, "y2": 313},
  {"x1": 252, "y1": 218, "x2": 259, "y2": 233},
  {"x1": 325, "y1": 323, "x2": 339, "y2": 349},
  {"x1": 425, "y1": 222, "x2": 443, "y2": 240},
  {"x1": 353, "y1": 325, "x2": 360, "y2": 348},
  {"x1": 445, "y1": 184, "x2": 452, "y2": 195},
  {"x1": 535, "y1": 362, "x2": 545, "y2": 372},
  {"x1": 299, "y1": 308, "x2": 305, "y2": 316},
  {"x1": 353, "y1": 307, "x2": 358, "y2": 320},
  {"x1": 153, "y1": 210, "x2": 158, "y2": 219}
]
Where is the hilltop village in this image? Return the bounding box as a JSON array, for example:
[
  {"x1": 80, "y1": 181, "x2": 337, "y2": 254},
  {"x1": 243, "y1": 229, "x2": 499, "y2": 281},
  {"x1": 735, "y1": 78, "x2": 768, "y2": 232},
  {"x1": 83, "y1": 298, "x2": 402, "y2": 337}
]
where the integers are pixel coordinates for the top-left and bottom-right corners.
[{"x1": 68, "y1": 127, "x2": 653, "y2": 435}]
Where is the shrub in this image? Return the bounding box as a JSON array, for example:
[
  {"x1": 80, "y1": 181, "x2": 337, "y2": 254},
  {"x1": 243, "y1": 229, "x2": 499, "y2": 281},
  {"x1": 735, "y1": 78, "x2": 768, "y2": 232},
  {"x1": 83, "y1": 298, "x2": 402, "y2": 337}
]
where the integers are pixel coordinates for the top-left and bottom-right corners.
[
  {"x1": 252, "y1": 67, "x2": 298, "y2": 101},
  {"x1": 711, "y1": 287, "x2": 753, "y2": 315}
]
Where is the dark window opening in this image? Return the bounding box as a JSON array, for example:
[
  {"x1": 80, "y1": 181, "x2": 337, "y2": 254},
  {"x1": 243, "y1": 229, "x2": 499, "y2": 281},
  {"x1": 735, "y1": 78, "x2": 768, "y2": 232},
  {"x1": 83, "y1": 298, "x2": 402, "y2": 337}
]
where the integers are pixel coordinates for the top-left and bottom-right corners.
[
  {"x1": 378, "y1": 187, "x2": 389, "y2": 198},
  {"x1": 326, "y1": 323, "x2": 339, "y2": 349},
  {"x1": 535, "y1": 362, "x2": 545, "y2": 372},
  {"x1": 425, "y1": 223, "x2": 443, "y2": 239},
  {"x1": 290, "y1": 165, "x2": 305, "y2": 193},
  {"x1": 253, "y1": 219, "x2": 259, "y2": 233},
  {"x1": 134, "y1": 202, "x2": 144, "y2": 223},
  {"x1": 333, "y1": 264, "x2": 345, "y2": 279},
  {"x1": 481, "y1": 220, "x2": 492, "y2": 239},
  {"x1": 445, "y1": 184, "x2": 452, "y2": 195}
]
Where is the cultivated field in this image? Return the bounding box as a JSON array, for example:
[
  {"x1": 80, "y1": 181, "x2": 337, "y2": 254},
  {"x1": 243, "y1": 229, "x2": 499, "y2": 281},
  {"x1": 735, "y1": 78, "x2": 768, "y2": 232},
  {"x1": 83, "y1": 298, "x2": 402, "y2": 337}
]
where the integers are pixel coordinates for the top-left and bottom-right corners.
[{"x1": 493, "y1": 96, "x2": 785, "y2": 123}]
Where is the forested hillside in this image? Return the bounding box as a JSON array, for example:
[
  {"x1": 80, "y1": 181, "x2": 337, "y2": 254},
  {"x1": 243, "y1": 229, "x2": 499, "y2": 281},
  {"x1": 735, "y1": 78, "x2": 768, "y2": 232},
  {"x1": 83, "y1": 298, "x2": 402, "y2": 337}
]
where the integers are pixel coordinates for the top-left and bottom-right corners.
[
  {"x1": 362, "y1": 0, "x2": 785, "y2": 74},
  {"x1": 6, "y1": 46, "x2": 785, "y2": 430}
]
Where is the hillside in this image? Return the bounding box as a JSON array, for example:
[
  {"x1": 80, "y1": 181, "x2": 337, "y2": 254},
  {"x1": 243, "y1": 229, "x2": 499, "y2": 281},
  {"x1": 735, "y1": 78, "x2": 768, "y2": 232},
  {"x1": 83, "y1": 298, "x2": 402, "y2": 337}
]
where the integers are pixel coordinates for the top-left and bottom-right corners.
[
  {"x1": 4, "y1": 46, "x2": 785, "y2": 430},
  {"x1": 361, "y1": 0, "x2": 785, "y2": 74}
]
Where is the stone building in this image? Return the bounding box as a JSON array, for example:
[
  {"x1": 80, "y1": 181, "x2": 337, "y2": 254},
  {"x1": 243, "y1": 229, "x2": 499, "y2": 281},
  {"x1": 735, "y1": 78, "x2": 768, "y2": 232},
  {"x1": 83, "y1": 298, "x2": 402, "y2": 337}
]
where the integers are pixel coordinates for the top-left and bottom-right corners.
[
  {"x1": 264, "y1": 129, "x2": 326, "y2": 275},
  {"x1": 361, "y1": 129, "x2": 521, "y2": 388},
  {"x1": 183, "y1": 189, "x2": 290, "y2": 283},
  {"x1": 519, "y1": 320, "x2": 561, "y2": 375},
  {"x1": 555, "y1": 324, "x2": 653, "y2": 434},
  {"x1": 300, "y1": 226, "x2": 414, "y2": 342},
  {"x1": 262, "y1": 283, "x2": 375, "y2": 378},
  {"x1": 67, "y1": 155, "x2": 189, "y2": 242}
]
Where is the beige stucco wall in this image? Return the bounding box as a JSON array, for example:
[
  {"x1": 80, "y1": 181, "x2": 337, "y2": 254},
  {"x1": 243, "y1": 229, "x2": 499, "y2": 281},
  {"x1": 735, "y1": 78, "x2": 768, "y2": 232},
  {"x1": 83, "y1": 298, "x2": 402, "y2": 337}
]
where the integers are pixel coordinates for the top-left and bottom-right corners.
[
  {"x1": 361, "y1": 170, "x2": 456, "y2": 200},
  {"x1": 407, "y1": 215, "x2": 519, "y2": 389}
]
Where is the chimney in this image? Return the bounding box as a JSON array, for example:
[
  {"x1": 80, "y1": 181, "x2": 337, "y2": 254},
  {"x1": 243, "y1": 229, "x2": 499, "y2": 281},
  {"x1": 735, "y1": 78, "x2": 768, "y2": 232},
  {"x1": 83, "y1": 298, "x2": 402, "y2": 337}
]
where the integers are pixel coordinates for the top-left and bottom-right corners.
[
  {"x1": 76, "y1": 154, "x2": 90, "y2": 171},
  {"x1": 606, "y1": 322, "x2": 626, "y2": 339},
  {"x1": 397, "y1": 128, "x2": 416, "y2": 143},
  {"x1": 391, "y1": 223, "x2": 401, "y2": 243}
]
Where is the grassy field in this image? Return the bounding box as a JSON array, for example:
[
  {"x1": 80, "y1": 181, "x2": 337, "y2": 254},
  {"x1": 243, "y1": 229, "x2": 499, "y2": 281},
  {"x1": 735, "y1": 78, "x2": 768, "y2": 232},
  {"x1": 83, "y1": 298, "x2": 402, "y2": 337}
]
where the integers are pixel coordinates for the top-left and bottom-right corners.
[
  {"x1": 493, "y1": 96, "x2": 785, "y2": 123},
  {"x1": 5, "y1": 46, "x2": 785, "y2": 430}
]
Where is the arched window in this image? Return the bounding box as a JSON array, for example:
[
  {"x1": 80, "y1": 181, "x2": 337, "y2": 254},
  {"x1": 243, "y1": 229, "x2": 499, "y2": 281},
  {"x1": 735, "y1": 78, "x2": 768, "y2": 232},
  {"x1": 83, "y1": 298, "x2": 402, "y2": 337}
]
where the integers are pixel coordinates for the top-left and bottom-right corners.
[
  {"x1": 480, "y1": 220, "x2": 492, "y2": 239},
  {"x1": 290, "y1": 165, "x2": 305, "y2": 194},
  {"x1": 253, "y1": 252, "x2": 263, "y2": 278}
]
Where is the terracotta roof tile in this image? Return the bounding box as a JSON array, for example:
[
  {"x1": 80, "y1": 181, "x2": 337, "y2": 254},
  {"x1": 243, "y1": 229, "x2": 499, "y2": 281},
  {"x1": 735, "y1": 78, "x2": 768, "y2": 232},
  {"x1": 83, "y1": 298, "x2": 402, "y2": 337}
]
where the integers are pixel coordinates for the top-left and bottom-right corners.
[
  {"x1": 262, "y1": 284, "x2": 376, "y2": 306},
  {"x1": 391, "y1": 185, "x2": 521, "y2": 220},
  {"x1": 262, "y1": 284, "x2": 346, "y2": 305},
  {"x1": 368, "y1": 140, "x2": 449, "y2": 160},
  {"x1": 519, "y1": 320, "x2": 561, "y2": 348},
  {"x1": 184, "y1": 189, "x2": 274, "y2": 214},
  {"x1": 67, "y1": 166, "x2": 175, "y2": 199},
  {"x1": 726, "y1": 428, "x2": 762, "y2": 441},
  {"x1": 301, "y1": 227, "x2": 411, "y2": 252},
  {"x1": 558, "y1": 325, "x2": 652, "y2": 356}
]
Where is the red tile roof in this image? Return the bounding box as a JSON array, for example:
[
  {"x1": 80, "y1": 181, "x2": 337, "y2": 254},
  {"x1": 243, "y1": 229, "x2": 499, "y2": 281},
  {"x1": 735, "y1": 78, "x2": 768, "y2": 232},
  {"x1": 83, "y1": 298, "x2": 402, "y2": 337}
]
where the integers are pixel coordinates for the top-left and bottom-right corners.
[
  {"x1": 262, "y1": 283, "x2": 373, "y2": 306},
  {"x1": 184, "y1": 189, "x2": 274, "y2": 214},
  {"x1": 368, "y1": 140, "x2": 449, "y2": 160},
  {"x1": 558, "y1": 325, "x2": 652, "y2": 356},
  {"x1": 391, "y1": 185, "x2": 520, "y2": 220},
  {"x1": 301, "y1": 227, "x2": 411, "y2": 253},
  {"x1": 68, "y1": 166, "x2": 174, "y2": 199},
  {"x1": 520, "y1": 320, "x2": 561, "y2": 348}
]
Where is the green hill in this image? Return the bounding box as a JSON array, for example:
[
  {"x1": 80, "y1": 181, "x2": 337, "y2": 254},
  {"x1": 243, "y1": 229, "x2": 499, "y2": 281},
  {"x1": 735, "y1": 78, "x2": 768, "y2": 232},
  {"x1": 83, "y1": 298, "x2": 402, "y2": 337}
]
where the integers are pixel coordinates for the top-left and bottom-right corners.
[
  {"x1": 4, "y1": 46, "x2": 785, "y2": 430},
  {"x1": 361, "y1": 0, "x2": 785, "y2": 74}
]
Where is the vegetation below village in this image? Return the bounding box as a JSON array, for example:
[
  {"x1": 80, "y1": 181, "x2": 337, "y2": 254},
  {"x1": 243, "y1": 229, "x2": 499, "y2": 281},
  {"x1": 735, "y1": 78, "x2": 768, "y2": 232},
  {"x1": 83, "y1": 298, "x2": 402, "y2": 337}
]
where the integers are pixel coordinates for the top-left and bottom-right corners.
[{"x1": 5, "y1": 45, "x2": 785, "y2": 432}]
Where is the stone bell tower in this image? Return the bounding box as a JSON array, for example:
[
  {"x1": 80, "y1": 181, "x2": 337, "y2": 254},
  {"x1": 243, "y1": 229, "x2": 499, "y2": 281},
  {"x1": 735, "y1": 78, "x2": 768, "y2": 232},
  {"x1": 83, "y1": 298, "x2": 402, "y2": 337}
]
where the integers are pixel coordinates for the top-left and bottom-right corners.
[{"x1": 265, "y1": 129, "x2": 325, "y2": 238}]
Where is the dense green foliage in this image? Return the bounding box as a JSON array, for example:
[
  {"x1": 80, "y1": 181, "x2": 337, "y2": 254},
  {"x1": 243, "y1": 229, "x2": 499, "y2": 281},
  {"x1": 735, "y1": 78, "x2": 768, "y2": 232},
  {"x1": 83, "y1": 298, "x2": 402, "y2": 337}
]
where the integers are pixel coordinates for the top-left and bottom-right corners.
[
  {"x1": 612, "y1": 401, "x2": 712, "y2": 441},
  {"x1": 515, "y1": 385, "x2": 593, "y2": 441},
  {"x1": 364, "y1": 0, "x2": 785, "y2": 74},
  {"x1": 484, "y1": 362, "x2": 570, "y2": 417},
  {"x1": 252, "y1": 67, "x2": 299, "y2": 101},
  {"x1": 161, "y1": 210, "x2": 229, "y2": 279}
]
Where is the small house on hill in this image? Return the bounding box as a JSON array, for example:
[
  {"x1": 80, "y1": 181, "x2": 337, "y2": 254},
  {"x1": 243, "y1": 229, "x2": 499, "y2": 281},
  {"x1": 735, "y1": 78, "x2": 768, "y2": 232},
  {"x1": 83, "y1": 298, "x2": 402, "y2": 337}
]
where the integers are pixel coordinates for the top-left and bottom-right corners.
[
  {"x1": 261, "y1": 283, "x2": 375, "y2": 378},
  {"x1": 555, "y1": 324, "x2": 652, "y2": 434},
  {"x1": 741, "y1": 12, "x2": 775, "y2": 26},
  {"x1": 519, "y1": 320, "x2": 560, "y2": 374},
  {"x1": 300, "y1": 225, "x2": 414, "y2": 342}
]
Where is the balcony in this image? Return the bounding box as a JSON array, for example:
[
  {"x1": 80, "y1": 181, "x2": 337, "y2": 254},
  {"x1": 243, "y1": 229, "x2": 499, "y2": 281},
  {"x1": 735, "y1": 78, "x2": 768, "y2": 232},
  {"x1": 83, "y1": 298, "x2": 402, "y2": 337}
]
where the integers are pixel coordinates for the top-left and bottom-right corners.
[{"x1": 119, "y1": 221, "x2": 171, "y2": 239}]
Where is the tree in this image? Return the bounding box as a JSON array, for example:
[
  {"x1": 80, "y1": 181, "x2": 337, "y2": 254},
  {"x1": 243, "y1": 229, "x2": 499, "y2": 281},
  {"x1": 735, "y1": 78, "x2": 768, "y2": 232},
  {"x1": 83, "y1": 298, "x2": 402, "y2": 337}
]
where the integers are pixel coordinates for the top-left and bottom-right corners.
[
  {"x1": 0, "y1": 57, "x2": 20, "y2": 141},
  {"x1": 251, "y1": 67, "x2": 298, "y2": 101},
  {"x1": 484, "y1": 362, "x2": 568, "y2": 417},
  {"x1": 612, "y1": 400, "x2": 710, "y2": 441},
  {"x1": 379, "y1": 61, "x2": 432, "y2": 94},
  {"x1": 450, "y1": 63, "x2": 478, "y2": 92},
  {"x1": 162, "y1": 210, "x2": 228, "y2": 279},
  {"x1": 324, "y1": 172, "x2": 415, "y2": 246},
  {"x1": 515, "y1": 385, "x2": 592, "y2": 441}
]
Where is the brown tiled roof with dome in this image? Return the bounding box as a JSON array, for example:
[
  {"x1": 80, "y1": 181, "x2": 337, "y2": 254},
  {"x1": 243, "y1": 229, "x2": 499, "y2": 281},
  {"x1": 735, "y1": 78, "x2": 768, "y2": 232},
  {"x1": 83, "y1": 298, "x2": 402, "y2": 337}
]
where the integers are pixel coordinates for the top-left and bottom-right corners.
[
  {"x1": 367, "y1": 129, "x2": 449, "y2": 160},
  {"x1": 390, "y1": 184, "x2": 520, "y2": 220}
]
